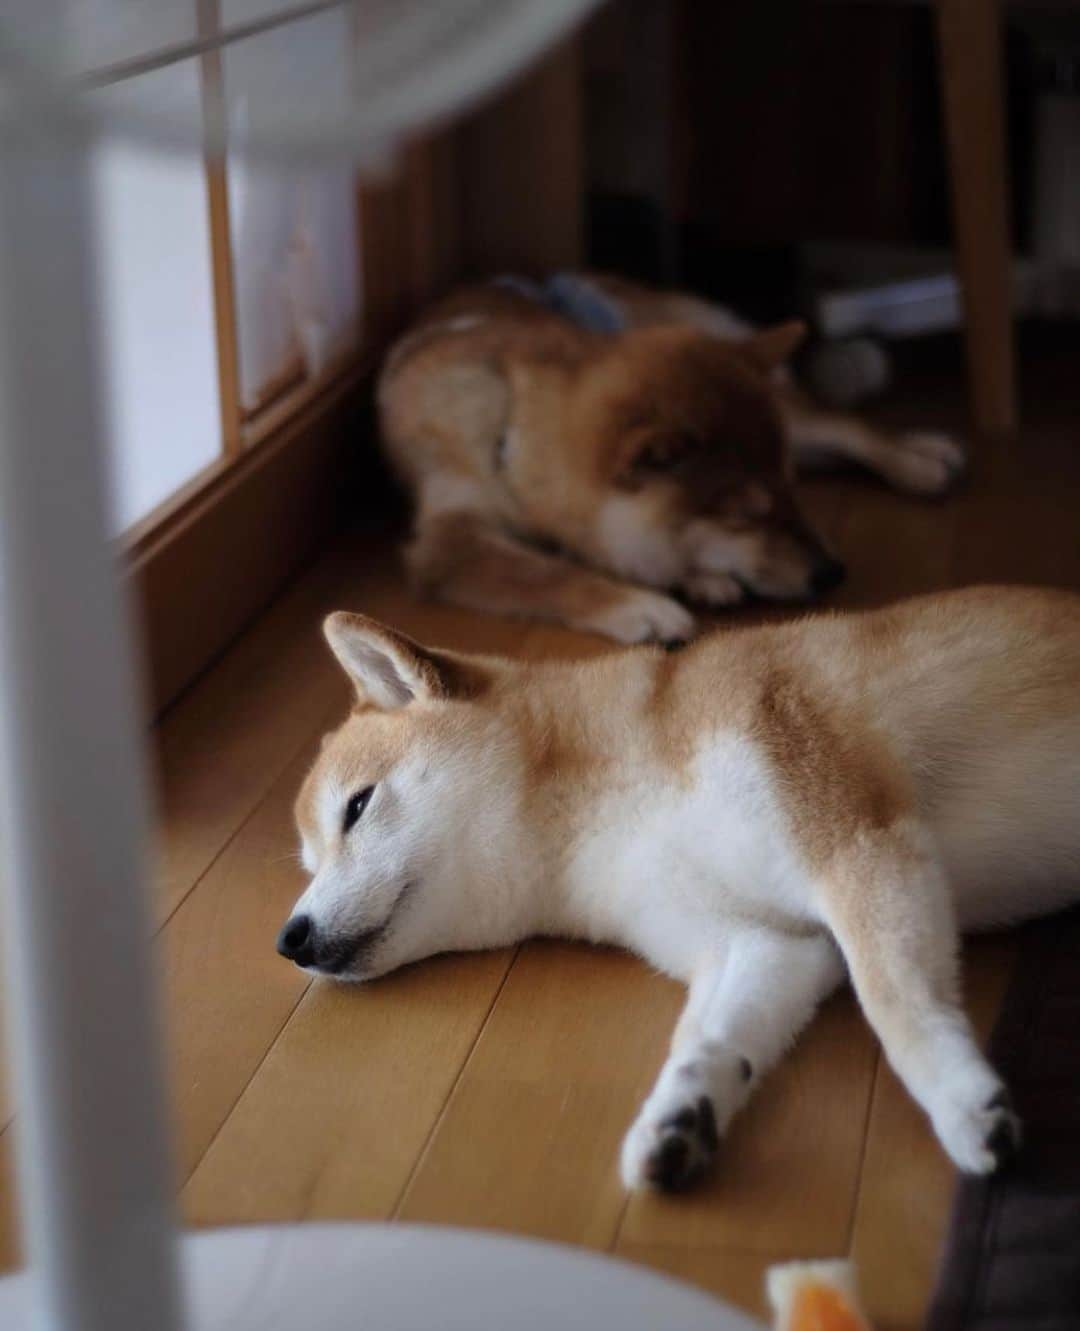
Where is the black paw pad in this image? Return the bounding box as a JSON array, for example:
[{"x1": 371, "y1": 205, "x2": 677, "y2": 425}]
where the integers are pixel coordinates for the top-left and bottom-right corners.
[
  {"x1": 696, "y1": 1096, "x2": 721, "y2": 1150},
  {"x1": 646, "y1": 1096, "x2": 721, "y2": 1192},
  {"x1": 649, "y1": 1134, "x2": 692, "y2": 1190},
  {"x1": 984, "y1": 1089, "x2": 1022, "y2": 1169}
]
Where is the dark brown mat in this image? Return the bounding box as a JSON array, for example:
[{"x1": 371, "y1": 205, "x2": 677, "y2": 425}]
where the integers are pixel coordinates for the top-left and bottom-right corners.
[{"x1": 925, "y1": 907, "x2": 1080, "y2": 1331}]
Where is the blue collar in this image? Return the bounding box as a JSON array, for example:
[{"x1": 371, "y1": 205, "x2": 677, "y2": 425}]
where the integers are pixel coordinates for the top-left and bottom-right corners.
[{"x1": 491, "y1": 273, "x2": 626, "y2": 335}]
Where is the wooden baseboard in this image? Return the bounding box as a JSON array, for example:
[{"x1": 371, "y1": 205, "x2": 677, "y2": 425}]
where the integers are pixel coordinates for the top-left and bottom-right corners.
[{"x1": 126, "y1": 364, "x2": 372, "y2": 715}]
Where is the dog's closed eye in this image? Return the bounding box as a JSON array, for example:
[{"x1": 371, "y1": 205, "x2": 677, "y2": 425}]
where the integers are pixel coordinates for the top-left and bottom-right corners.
[
  {"x1": 343, "y1": 786, "x2": 375, "y2": 833},
  {"x1": 637, "y1": 431, "x2": 695, "y2": 471},
  {"x1": 616, "y1": 430, "x2": 698, "y2": 489}
]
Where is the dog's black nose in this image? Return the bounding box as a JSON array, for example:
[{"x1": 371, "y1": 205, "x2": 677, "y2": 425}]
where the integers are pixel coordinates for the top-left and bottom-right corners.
[
  {"x1": 277, "y1": 914, "x2": 315, "y2": 966},
  {"x1": 811, "y1": 558, "x2": 846, "y2": 596}
]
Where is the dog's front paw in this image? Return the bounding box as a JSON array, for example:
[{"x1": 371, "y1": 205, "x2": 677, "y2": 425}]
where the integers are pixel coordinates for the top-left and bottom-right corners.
[
  {"x1": 621, "y1": 1093, "x2": 721, "y2": 1193},
  {"x1": 622, "y1": 1045, "x2": 753, "y2": 1192},
  {"x1": 888, "y1": 431, "x2": 967, "y2": 496},
  {"x1": 682, "y1": 571, "x2": 745, "y2": 608},
  {"x1": 934, "y1": 1085, "x2": 1022, "y2": 1175},
  {"x1": 588, "y1": 589, "x2": 696, "y2": 646}
]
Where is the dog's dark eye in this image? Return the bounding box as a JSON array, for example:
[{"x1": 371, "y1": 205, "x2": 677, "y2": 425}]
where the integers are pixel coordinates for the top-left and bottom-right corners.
[{"x1": 343, "y1": 786, "x2": 375, "y2": 833}]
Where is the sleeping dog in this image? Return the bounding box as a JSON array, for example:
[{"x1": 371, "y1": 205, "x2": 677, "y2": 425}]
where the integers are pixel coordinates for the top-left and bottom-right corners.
[
  {"x1": 278, "y1": 587, "x2": 1080, "y2": 1191},
  {"x1": 377, "y1": 273, "x2": 965, "y2": 643}
]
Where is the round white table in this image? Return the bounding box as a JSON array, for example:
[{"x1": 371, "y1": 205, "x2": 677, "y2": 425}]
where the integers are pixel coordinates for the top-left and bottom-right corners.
[{"x1": 0, "y1": 1224, "x2": 761, "y2": 1331}]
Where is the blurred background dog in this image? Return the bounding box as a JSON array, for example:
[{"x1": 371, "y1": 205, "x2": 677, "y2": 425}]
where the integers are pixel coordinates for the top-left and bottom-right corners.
[{"x1": 378, "y1": 273, "x2": 964, "y2": 642}]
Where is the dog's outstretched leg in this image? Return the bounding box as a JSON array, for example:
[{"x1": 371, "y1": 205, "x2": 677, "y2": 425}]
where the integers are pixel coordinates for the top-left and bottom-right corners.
[
  {"x1": 784, "y1": 399, "x2": 966, "y2": 497},
  {"x1": 817, "y1": 822, "x2": 1021, "y2": 1174},
  {"x1": 620, "y1": 928, "x2": 844, "y2": 1192},
  {"x1": 408, "y1": 509, "x2": 696, "y2": 645}
]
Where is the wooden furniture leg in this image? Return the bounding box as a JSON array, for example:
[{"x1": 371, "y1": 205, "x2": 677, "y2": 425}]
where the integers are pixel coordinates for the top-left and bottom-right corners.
[{"x1": 935, "y1": 0, "x2": 1018, "y2": 433}]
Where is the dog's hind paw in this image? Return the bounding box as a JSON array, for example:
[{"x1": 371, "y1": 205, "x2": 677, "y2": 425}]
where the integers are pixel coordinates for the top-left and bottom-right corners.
[
  {"x1": 888, "y1": 431, "x2": 967, "y2": 496},
  {"x1": 979, "y1": 1089, "x2": 1022, "y2": 1170},
  {"x1": 935, "y1": 1084, "x2": 1023, "y2": 1174}
]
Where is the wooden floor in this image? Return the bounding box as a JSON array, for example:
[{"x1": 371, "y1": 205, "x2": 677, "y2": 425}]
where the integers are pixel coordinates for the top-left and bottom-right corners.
[{"x1": 2, "y1": 343, "x2": 1078, "y2": 1328}]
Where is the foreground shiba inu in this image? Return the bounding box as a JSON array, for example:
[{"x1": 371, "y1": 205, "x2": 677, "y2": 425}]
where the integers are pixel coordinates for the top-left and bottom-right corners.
[
  {"x1": 278, "y1": 586, "x2": 1080, "y2": 1191},
  {"x1": 378, "y1": 273, "x2": 965, "y2": 645}
]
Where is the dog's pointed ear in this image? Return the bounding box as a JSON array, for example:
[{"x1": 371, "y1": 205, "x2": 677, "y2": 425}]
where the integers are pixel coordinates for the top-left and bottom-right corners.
[
  {"x1": 323, "y1": 612, "x2": 479, "y2": 709},
  {"x1": 741, "y1": 320, "x2": 807, "y2": 372}
]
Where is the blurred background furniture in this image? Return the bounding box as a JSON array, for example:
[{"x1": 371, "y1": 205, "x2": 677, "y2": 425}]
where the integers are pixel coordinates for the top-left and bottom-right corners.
[
  {"x1": 584, "y1": 0, "x2": 1080, "y2": 437},
  {"x1": 936, "y1": 0, "x2": 1017, "y2": 432}
]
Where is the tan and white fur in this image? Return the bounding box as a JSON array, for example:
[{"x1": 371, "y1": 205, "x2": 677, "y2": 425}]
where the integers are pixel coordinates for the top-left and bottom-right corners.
[
  {"x1": 378, "y1": 273, "x2": 966, "y2": 645},
  {"x1": 279, "y1": 586, "x2": 1080, "y2": 1191}
]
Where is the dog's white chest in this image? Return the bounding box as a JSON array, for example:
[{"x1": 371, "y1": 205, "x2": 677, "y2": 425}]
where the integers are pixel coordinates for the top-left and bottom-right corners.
[{"x1": 565, "y1": 733, "x2": 812, "y2": 978}]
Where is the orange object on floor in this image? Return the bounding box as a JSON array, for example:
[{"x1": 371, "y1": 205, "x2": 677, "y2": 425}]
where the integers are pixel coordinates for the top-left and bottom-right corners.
[{"x1": 768, "y1": 1261, "x2": 872, "y2": 1331}]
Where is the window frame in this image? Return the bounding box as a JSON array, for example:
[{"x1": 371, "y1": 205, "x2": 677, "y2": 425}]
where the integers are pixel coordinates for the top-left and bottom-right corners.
[{"x1": 94, "y1": 11, "x2": 583, "y2": 713}]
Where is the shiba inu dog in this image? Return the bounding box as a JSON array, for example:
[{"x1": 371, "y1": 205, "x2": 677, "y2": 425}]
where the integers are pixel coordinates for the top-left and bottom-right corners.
[
  {"x1": 278, "y1": 585, "x2": 1080, "y2": 1192},
  {"x1": 377, "y1": 273, "x2": 965, "y2": 645}
]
